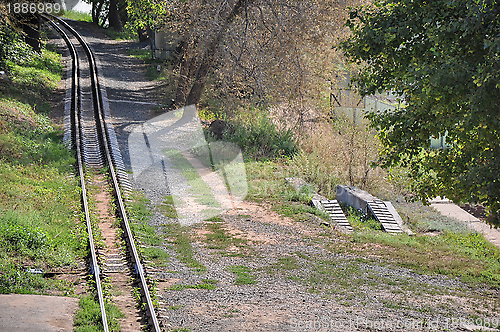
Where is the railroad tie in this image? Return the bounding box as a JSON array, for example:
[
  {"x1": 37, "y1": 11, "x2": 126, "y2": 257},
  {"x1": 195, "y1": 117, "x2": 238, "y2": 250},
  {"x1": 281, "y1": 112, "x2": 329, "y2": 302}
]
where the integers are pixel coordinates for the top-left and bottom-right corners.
[{"x1": 319, "y1": 200, "x2": 353, "y2": 232}]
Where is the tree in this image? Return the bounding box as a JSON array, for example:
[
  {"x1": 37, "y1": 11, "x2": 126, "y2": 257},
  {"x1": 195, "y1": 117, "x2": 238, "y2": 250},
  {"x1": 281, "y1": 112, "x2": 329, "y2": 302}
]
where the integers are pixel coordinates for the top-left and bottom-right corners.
[
  {"x1": 88, "y1": 0, "x2": 126, "y2": 30},
  {"x1": 127, "y1": 0, "x2": 355, "y2": 123},
  {"x1": 340, "y1": 0, "x2": 500, "y2": 224}
]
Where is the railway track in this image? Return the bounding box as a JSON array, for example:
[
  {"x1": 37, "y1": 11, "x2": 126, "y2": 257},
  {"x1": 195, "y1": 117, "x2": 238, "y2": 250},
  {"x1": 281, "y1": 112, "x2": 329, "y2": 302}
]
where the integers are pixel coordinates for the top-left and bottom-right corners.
[{"x1": 43, "y1": 15, "x2": 161, "y2": 332}]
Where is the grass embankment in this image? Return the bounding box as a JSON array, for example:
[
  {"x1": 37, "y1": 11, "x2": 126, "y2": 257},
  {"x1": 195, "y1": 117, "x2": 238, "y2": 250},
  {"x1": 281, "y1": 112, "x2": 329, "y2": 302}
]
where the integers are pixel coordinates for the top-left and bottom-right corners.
[
  {"x1": 0, "y1": 36, "x2": 124, "y2": 331},
  {"x1": 0, "y1": 45, "x2": 84, "y2": 294},
  {"x1": 61, "y1": 10, "x2": 93, "y2": 22}
]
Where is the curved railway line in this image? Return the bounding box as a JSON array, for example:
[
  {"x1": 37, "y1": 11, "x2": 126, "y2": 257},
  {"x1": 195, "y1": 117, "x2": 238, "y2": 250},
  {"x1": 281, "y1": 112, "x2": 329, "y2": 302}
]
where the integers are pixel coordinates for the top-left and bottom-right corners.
[{"x1": 43, "y1": 14, "x2": 161, "y2": 332}]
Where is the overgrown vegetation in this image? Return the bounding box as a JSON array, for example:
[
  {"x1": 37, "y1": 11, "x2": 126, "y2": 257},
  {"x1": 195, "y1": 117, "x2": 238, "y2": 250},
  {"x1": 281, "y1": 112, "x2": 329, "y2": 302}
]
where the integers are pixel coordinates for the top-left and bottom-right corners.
[
  {"x1": 227, "y1": 265, "x2": 257, "y2": 285},
  {"x1": 1, "y1": 40, "x2": 63, "y2": 114},
  {"x1": 341, "y1": 0, "x2": 500, "y2": 222},
  {"x1": 203, "y1": 112, "x2": 298, "y2": 161}
]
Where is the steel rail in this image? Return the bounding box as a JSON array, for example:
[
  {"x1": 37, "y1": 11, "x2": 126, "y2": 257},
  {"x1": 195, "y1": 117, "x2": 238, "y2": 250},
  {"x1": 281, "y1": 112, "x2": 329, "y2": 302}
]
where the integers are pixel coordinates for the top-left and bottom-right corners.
[
  {"x1": 42, "y1": 16, "x2": 110, "y2": 332},
  {"x1": 45, "y1": 15, "x2": 161, "y2": 332}
]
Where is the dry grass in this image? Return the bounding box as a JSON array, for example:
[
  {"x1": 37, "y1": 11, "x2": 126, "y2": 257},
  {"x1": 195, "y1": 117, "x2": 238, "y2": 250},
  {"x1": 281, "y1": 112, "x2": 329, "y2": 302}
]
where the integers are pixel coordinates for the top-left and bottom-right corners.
[{"x1": 289, "y1": 114, "x2": 397, "y2": 199}]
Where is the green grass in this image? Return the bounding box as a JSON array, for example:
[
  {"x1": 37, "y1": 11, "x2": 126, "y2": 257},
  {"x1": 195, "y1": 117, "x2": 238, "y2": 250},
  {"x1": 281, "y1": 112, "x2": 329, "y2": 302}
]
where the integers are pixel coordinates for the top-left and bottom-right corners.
[
  {"x1": 245, "y1": 160, "x2": 330, "y2": 223},
  {"x1": 333, "y1": 229, "x2": 500, "y2": 288},
  {"x1": 105, "y1": 25, "x2": 137, "y2": 41},
  {"x1": 126, "y1": 191, "x2": 172, "y2": 269},
  {"x1": 0, "y1": 46, "x2": 85, "y2": 294},
  {"x1": 227, "y1": 265, "x2": 257, "y2": 285},
  {"x1": 61, "y1": 10, "x2": 92, "y2": 22},
  {"x1": 168, "y1": 282, "x2": 217, "y2": 291},
  {"x1": 163, "y1": 223, "x2": 206, "y2": 272},
  {"x1": 272, "y1": 256, "x2": 300, "y2": 270},
  {"x1": 202, "y1": 216, "x2": 249, "y2": 251},
  {"x1": 126, "y1": 48, "x2": 153, "y2": 61},
  {"x1": 125, "y1": 48, "x2": 167, "y2": 81},
  {"x1": 168, "y1": 304, "x2": 185, "y2": 310},
  {"x1": 142, "y1": 246, "x2": 170, "y2": 266},
  {"x1": 73, "y1": 295, "x2": 125, "y2": 332},
  {"x1": 2, "y1": 47, "x2": 63, "y2": 114},
  {"x1": 204, "y1": 112, "x2": 298, "y2": 161},
  {"x1": 245, "y1": 158, "x2": 500, "y2": 288}
]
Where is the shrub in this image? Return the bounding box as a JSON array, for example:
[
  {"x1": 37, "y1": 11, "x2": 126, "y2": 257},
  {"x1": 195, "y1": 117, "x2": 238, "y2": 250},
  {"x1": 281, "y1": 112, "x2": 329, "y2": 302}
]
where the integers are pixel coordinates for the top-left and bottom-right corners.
[{"x1": 209, "y1": 114, "x2": 298, "y2": 161}]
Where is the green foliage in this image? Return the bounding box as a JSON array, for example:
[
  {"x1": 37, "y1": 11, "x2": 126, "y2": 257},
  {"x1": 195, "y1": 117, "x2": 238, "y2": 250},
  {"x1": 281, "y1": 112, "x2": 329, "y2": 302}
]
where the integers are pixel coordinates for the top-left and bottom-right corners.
[
  {"x1": 0, "y1": 211, "x2": 51, "y2": 257},
  {"x1": 340, "y1": 0, "x2": 500, "y2": 223},
  {"x1": 1, "y1": 44, "x2": 63, "y2": 114},
  {"x1": 346, "y1": 229, "x2": 500, "y2": 287},
  {"x1": 0, "y1": 264, "x2": 56, "y2": 294},
  {"x1": 126, "y1": 0, "x2": 167, "y2": 32},
  {"x1": 208, "y1": 114, "x2": 298, "y2": 161},
  {"x1": 0, "y1": 48, "x2": 83, "y2": 295},
  {"x1": 0, "y1": 12, "x2": 16, "y2": 70},
  {"x1": 0, "y1": 98, "x2": 74, "y2": 166},
  {"x1": 343, "y1": 205, "x2": 381, "y2": 231},
  {"x1": 105, "y1": 25, "x2": 137, "y2": 41},
  {"x1": 163, "y1": 223, "x2": 206, "y2": 272},
  {"x1": 168, "y1": 280, "x2": 217, "y2": 291}
]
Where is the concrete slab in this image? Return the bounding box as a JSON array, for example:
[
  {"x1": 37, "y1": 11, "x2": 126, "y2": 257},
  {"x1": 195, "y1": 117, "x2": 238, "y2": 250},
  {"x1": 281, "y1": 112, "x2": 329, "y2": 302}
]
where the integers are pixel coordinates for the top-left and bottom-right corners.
[
  {"x1": 430, "y1": 199, "x2": 480, "y2": 223},
  {"x1": 430, "y1": 198, "x2": 500, "y2": 249},
  {"x1": 0, "y1": 294, "x2": 78, "y2": 332},
  {"x1": 336, "y1": 185, "x2": 378, "y2": 214}
]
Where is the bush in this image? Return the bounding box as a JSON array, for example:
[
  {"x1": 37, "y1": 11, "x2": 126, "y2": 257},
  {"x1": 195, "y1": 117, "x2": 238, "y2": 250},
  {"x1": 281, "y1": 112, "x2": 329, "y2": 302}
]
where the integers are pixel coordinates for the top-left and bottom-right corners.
[
  {"x1": 209, "y1": 115, "x2": 298, "y2": 161},
  {"x1": 0, "y1": 13, "x2": 16, "y2": 70},
  {"x1": 0, "y1": 210, "x2": 51, "y2": 258}
]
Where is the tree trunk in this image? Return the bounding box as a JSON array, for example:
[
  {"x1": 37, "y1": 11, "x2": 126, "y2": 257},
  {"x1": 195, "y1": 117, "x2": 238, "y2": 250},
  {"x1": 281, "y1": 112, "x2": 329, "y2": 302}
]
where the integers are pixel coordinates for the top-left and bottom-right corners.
[
  {"x1": 93, "y1": 1, "x2": 104, "y2": 26},
  {"x1": 176, "y1": 0, "x2": 252, "y2": 107},
  {"x1": 174, "y1": 39, "x2": 196, "y2": 106},
  {"x1": 137, "y1": 27, "x2": 148, "y2": 42},
  {"x1": 108, "y1": 0, "x2": 122, "y2": 31}
]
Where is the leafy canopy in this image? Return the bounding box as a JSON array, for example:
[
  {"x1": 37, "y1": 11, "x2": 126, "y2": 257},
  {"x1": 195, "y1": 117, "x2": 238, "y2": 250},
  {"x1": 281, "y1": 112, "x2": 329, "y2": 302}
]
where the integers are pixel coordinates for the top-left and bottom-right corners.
[{"x1": 340, "y1": 0, "x2": 500, "y2": 223}]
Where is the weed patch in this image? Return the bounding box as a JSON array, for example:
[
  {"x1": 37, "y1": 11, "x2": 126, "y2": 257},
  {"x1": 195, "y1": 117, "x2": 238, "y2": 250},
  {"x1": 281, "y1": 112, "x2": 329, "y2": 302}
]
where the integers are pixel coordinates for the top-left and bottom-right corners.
[
  {"x1": 73, "y1": 295, "x2": 124, "y2": 332},
  {"x1": 168, "y1": 281, "x2": 217, "y2": 291},
  {"x1": 62, "y1": 10, "x2": 92, "y2": 22},
  {"x1": 163, "y1": 223, "x2": 206, "y2": 272},
  {"x1": 205, "y1": 114, "x2": 298, "y2": 161},
  {"x1": 340, "y1": 230, "x2": 500, "y2": 287},
  {"x1": 227, "y1": 265, "x2": 257, "y2": 285},
  {"x1": 202, "y1": 217, "x2": 249, "y2": 251}
]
